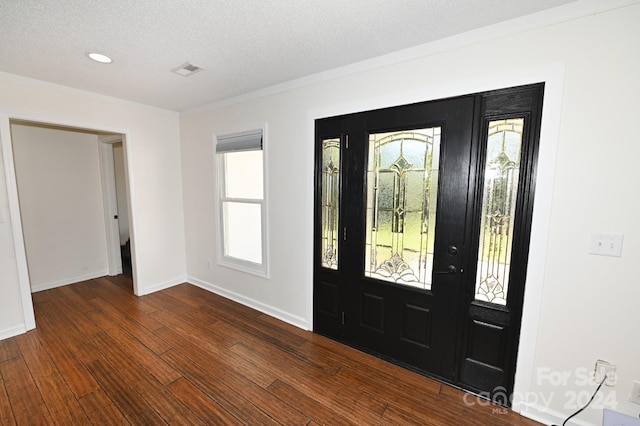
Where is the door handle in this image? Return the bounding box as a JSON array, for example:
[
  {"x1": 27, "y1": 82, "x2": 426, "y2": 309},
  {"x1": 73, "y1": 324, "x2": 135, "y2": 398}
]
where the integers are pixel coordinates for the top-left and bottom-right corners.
[{"x1": 434, "y1": 265, "x2": 457, "y2": 275}]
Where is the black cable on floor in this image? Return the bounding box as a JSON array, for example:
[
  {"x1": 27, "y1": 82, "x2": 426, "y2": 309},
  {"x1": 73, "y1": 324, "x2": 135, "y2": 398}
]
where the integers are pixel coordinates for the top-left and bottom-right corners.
[{"x1": 552, "y1": 374, "x2": 608, "y2": 426}]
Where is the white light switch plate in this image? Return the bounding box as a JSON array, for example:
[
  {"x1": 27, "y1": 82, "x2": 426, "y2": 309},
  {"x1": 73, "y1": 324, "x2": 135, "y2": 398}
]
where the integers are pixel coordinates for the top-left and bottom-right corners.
[{"x1": 589, "y1": 233, "x2": 624, "y2": 257}]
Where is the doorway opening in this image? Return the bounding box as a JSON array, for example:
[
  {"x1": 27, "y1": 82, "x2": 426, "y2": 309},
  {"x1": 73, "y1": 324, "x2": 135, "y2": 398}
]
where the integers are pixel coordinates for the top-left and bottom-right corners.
[
  {"x1": 113, "y1": 141, "x2": 132, "y2": 278},
  {"x1": 99, "y1": 136, "x2": 132, "y2": 279},
  {"x1": 9, "y1": 120, "x2": 135, "y2": 295}
]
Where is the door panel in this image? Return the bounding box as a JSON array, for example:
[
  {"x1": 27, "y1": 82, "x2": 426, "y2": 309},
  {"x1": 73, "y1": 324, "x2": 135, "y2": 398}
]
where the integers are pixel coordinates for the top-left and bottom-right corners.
[
  {"x1": 402, "y1": 302, "x2": 432, "y2": 348},
  {"x1": 314, "y1": 84, "x2": 544, "y2": 405},
  {"x1": 361, "y1": 292, "x2": 384, "y2": 331},
  {"x1": 315, "y1": 96, "x2": 475, "y2": 379},
  {"x1": 458, "y1": 85, "x2": 544, "y2": 398}
]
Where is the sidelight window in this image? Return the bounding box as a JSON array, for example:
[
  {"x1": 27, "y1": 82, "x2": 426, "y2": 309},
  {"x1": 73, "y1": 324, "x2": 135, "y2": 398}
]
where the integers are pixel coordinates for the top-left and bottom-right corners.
[
  {"x1": 474, "y1": 118, "x2": 524, "y2": 305},
  {"x1": 320, "y1": 138, "x2": 341, "y2": 270}
]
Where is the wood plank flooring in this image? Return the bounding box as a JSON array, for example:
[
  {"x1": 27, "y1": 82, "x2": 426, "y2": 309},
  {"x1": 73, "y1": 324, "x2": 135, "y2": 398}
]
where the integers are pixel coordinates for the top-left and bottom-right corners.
[{"x1": 0, "y1": 276, "x2": 543, "y2": 425}]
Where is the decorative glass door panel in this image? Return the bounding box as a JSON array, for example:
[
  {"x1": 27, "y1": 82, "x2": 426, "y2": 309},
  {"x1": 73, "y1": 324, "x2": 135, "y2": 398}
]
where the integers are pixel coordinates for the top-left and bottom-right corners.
[
  {"x1": 474, "y1": 118, "x2": 524, "y2": 305},
  {"x1": 321, "y1": 138, "x2": 341, "y2": 270},
  {"x1": 365, "y1": 128, "x2": 441, "y2": 290}
]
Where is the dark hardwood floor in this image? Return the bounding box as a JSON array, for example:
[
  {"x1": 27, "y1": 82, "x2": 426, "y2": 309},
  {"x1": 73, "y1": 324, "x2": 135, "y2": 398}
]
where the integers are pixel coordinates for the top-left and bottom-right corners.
[{"x1": 0, "y1": 276, "x2": 543, "y2": 425}]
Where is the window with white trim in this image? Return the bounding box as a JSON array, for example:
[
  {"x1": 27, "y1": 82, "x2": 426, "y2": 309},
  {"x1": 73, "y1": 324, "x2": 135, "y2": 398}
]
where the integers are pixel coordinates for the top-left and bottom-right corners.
[{"x1": 215, "y1": 129, "x2": 268, "y2": 277}]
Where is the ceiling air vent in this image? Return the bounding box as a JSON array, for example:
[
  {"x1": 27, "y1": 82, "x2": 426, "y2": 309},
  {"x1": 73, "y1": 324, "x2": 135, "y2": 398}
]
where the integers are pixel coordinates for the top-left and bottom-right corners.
[{"x1": 171, "y1": 62, "x2": 203, "y2": 77}]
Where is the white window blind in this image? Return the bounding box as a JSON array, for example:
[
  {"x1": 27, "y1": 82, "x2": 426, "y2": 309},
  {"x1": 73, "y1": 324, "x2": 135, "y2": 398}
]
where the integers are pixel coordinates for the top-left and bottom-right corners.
[{"x1": 215, "y1": 129, "x2": 262, "y2": 153}]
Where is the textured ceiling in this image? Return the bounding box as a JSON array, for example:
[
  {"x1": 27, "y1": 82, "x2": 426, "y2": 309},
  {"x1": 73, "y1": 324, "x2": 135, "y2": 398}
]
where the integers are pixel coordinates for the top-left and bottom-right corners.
[{"x1": 0, "y1": 0, "x2": 577, "y2": 111}]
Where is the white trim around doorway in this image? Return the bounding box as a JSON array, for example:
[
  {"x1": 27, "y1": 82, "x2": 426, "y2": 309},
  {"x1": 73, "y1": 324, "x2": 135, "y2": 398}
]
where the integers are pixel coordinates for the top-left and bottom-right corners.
[
  {"x1": 0, "y1": 112, "x2": 140, "y2": 338},
  {"x1": 306, "y1": 62, "x2": 565, "y2": 420}
]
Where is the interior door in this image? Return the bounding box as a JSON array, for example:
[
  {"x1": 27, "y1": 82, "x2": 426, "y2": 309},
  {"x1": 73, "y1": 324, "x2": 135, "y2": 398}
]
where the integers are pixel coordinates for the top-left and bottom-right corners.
[
  {"x1": 314, "y1": 95, "x2": 475, "y2": 379},
  {"x1": 313, "y1": 84, "x2": 544, "y2": 403}
]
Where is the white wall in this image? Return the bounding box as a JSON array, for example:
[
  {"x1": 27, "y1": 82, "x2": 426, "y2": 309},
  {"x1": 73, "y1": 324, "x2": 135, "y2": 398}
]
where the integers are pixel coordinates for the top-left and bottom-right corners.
[
  {"x1": 0, "y1": 72, "x2": 186, "y2": 338},
  {"x1": 181, "y1": 2, "x2": 640, "y2": 425},
  {"x1": 11, "y1": 124, "x2": 109, "y2": 291},
  {"x1": 113, "y1": 142, "x2": 130, "y2": 245},
  {"x1": 0, "y1": 124, "x2": 25, "y2": 339}
]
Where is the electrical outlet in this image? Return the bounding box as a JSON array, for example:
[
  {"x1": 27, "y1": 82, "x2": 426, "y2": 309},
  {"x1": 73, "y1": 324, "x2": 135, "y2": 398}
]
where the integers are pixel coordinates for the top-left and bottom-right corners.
[
  {"x1": 595, "y1": 360, "x2": 617, "y2": 386},
  {"x1": 631, "y1": 381, "x2": 640, "y2": 405}
]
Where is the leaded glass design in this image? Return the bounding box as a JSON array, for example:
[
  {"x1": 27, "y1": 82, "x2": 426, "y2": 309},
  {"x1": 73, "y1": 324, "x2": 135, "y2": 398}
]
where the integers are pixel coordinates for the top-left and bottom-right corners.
[
  {"x1": 321, "y1": 138, "x2": 340, "y2": 269},
  {"x1": 365, "y1": 128, "x2": 441, "y2": 290},
  {"x1": 475, "y1": 118, "x2": 524, "y2": 305}
]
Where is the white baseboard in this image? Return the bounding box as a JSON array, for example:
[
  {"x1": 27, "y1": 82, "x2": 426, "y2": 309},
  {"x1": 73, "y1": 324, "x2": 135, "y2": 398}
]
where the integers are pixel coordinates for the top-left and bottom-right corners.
[
  {"x1": 137, "y1": 275, "x2": 186, "y2": 296},
  {"x1": 30, "y1": 269, "x2": 109, "y2": 293},
  {"x1": 0, "y1": 324, "x2": 27, "y2": 341},
  {"x1": 187, "y1": 275, "x2": 310, "y2": 331},
  {"x1": 521, "y1": 402, "x2": 598, "y2": 426}
]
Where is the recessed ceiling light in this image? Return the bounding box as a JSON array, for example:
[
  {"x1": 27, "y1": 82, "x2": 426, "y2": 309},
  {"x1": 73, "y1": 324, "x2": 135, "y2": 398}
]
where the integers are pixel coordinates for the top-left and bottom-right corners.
[{"x1": 87, "y1": 52, "x2": 113, "y2": 64}]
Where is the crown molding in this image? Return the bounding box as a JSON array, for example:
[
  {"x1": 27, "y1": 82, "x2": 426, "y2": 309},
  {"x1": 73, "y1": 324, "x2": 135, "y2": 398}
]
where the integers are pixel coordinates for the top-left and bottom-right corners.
[{"x1": 182, "y1": 0, "x2": 639, "y2": 116}]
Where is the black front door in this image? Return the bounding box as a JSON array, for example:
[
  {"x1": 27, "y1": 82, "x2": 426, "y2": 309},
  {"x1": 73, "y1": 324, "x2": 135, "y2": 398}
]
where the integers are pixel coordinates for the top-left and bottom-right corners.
[{"x1": 314, "y1": 84, "x2": 544, "y2": 403}]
